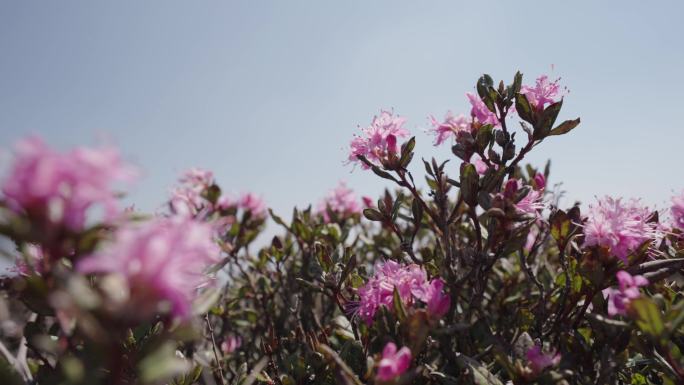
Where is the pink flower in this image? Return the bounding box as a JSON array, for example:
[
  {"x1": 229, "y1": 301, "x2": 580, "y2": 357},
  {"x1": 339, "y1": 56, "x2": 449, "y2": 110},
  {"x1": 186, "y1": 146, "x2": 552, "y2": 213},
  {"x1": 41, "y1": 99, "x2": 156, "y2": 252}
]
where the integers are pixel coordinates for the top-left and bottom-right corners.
[
  {"x1": 362, "y1": 196, "x2": 374, "y2": 208},
  {"x1": 355, "y1": 261, "x2": 449, "y2": 324},
  {"x1": 348, "y1": 110, "x2": 410, "y2": 169},
  {"x1": 428, "y1": 112, "x2": 472, "y2": 146},
  {"x1": 502, "y1": 179, "x2": 545, "y2": 216},
  {"x1": 603, "y1": 270, "x2": 648, "y2": 317},
  {"x1": 221, "y1": 336, "x2": 242, "y2": 354},
  {"x1": 526, "y1": 345, "x2": 560, "y2": 375},
  {"x1": 533, "y1": 173, "x2": 546, "y2": 190},
  {"x1": 469, "y1": 154, "x2": 491, "y2": 175},
  {"x1": 671, "y1": 190, "x2": 684, "y2": 231},
  {"x1": 377, "y1": 342, "x2": 411, "y2": 381},
  {"x1": 238, "y1": 192, "x2": 266, "y2": 219},
  {"x1": 169, "y1": 168, "x2": 214, "y2": 217},
  {"x1": 521, "y1": 75, "x2": 563, "y2": 111},
  {"x1": 1, "y1": 137, "x2": 136, "y2": 231},
  {"x1": 466, "y1": 93, "x2": 499, "y2": 126},
  {"x1": 78, "y1": 217, "x2": 221, "y2": 319},
  {"x1": 583, "y1": 197, "x2": 659, "y2": 263},
  {"x1": 420, "y1": 279, "x2": 450, "y2": 318},
  {"x1": 317, "y1": 181, "x2": 361, "y2": 223}
]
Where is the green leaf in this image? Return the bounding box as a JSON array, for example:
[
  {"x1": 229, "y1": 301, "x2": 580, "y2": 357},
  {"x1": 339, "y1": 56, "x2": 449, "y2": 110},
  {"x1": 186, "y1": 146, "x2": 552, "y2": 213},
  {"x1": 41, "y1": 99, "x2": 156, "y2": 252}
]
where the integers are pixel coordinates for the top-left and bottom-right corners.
[
  {"x1": 460, "y1": 163, "x2": 479, "y2": 206},
  {"x1": 549, "y1": 118, "x2": 580, "y2": 136},
  {"x1": 139, "y1": 342, "x2": 190, "y2": 383},
  {"x1": 475, "y1": 125, "x2": 493, "y2": 151},
  {"x1": 511, "y1": 71, "x2": 523, "y2": 96},
  {"x1": 550, "y1": 209, "x2": 571, "y2": 245},
  {"x1": 393, "y1": 287, "x2": 407, "y2": 322},
  {"x1": 631, "y1": 297, "x2": 664, "y2": 337},
  {"x1": 411, "y1": 198, "x2": 423, "y2": 226},
  {"x1": 535, "y1": 100, "x2": 563, "y2": 139},
  {"x1": 192, "y1": 287, "x2": 221, "y2": 315},
  {"x1": 456, "y1": 354, "x2": 504, "y2": 385},
  {"x1": 515, "y1": 93, "x2": 534, "y2": 123},
  {"x1": 362, "y1": 208, "x2": 384, "y2": 222},
  {"x1": 370, "y1": 165, "x2": 397, "y2": 182},
  {"x1": 338, "y1": 340, "x2": 366, "y2": 378}
]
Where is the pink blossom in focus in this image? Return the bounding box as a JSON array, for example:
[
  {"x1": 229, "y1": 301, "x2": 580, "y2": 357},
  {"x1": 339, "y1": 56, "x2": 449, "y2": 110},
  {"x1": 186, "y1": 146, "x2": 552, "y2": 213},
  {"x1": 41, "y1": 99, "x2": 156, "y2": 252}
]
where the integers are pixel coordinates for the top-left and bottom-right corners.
[
  {"x1": 583, "y1": 197, "x2": 658, "y2": 263},
  {"x1": 316, "y1": 181, "x2": 361, "y2": 223},
  {"x1": 348, "y1": 110, "x2": 410, "y2": 169},
  {"x1": 428, "y1": 112, "x2": 472, "y2": 146},
  {"x1": 603, "y1": 270, "x2": 648, "y2": 317},
  {"x1": 466, "y1": 93, "x2": 499, "y2": 126},
  {"x1": 671, "y1": 190, "x2": 684, "y2": 231},
  {"x1": 377, "y1": 342, "x2": 411, "y2": 381},
  {"x1": 469, "y1": 154, "x2": 491, "y2": 175},
  {"x1": 78, "y1": 217, "x2": 221, "y2": 319},
  {"x1": 503, "y1": 179, "x2": 545, "y2": 216},
  {"x1": 221, "y1": 336, "x2": 242, "y2": 354},
  {"x1": 521, "y1": 75, "x2": 563, "y2": 111},
  {"x1": 1, "y1": 137, "x2": 137, "y2": 231},
  {"x1": 356, "y1": 261, "x2": 449, "y2": 324},
  {"x1": 526, "y1": 345, "x2": 560, "y2": 375}
]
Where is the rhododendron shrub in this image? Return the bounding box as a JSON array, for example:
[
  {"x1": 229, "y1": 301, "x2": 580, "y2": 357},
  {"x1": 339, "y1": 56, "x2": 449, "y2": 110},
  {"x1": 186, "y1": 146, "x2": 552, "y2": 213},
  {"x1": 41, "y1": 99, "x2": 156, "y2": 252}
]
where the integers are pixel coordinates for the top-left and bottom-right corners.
[{"x1": 1, "y1": 72, "x2": 683, "y2": 385}]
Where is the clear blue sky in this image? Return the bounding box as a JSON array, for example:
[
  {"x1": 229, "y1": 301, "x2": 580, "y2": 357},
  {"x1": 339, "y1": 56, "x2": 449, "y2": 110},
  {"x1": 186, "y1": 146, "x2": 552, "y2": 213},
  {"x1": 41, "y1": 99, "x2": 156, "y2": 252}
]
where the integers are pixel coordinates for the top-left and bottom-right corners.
[{"x1": 1, "y1": 1, "x2": 683, "y2": 219}]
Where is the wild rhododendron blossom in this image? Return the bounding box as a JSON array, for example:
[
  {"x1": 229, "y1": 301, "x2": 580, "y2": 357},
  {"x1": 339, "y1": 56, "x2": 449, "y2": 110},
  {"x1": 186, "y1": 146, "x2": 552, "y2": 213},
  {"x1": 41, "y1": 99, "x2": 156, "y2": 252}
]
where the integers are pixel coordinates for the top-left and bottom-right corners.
[
  {"x1": 78, "y1": 217, "x2": 221, "y2": 319},
  {"x1": 418, "y1": 278, "x2": 450, "y2": 318},
  {"x1": 502, "y1": 179, "x2": 545, "y2": 216},
  {"x1": 356, "y1": 261, "x2": 449, "y2": 324},
  {"x1": 583, "y1": 197, "x2": 658, "y2": 263},
  {"x1": 671, "y1": 190, "x2": 684, "y2": 231},
  {"x1": 466, "y1": 93, "x2": 499, "y2": 126},
  {"x1": 377, "y1": 342, "x2": 411, "y2": 381},
  {"x1": 1, "y1": 137, "x2": 136, "y2": 230},
  {"x1": 317, "y1": 181, "x2": 361, "y2": 222},
  {"x1": 428, "y1": 111, "x2": 472, "y2": 146},
  {"x1": 603, "y1": 270, "x2": 649, "y2": 317},
  {"x1": 170, "y1": 168, "x2": 214, "y2": 216},
  {"x1": 348, "y1": 110, "x2": 410, "y2": 169},
  {"x1": 470, "y1": 154, "x2": 490, "y2": 175},
  {"x1": 238, "y1": 192, "x2": 266, "y2": 218},
  {"x1": 526, "y1": 345, "x2": 561, "y2": 375},
  {"x1": 521, "y1": 75, "x2": 563, "y2": 111}
]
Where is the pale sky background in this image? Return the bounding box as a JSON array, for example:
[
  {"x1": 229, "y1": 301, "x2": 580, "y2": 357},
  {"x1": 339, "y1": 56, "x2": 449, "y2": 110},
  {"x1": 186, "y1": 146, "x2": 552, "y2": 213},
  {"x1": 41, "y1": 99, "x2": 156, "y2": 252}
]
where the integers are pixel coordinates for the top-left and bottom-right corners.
[{"x1": 1, "y1": 1, "x2": 683, "y2": 224}]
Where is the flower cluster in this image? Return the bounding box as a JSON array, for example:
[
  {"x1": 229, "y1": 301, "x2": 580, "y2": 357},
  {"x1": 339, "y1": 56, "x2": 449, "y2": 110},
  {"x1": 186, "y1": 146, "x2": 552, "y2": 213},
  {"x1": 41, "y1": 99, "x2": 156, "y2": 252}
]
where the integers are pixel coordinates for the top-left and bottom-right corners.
[
  {"x1": 355, "y1": 260, "x2": 449, "y2": 324},
  {"x1": 170, "y1": 168, "x2": 215, "y2": 216},
  {"x1": 521, "y1": 75, "x2": 564, "y2": 110},
  {"x1": 1, "y1": 137, "x2": 136, "y2": 231},
  {"x1": 466, "y1": 92, "x2": 499, "y2": 126},
  {"x1": 502, "y1": 177, "x2": 545, "y2": 216},
  {"x1": 316, "y1": 181, "x2": 361, "y2": 223},
  {"x1": 376, "y1": 342, "x2": 411, "y2": 381},
  {"x1": 348, "y1": 110, "x2": 409, "y2": 169},
  {"x1": 603, "y1": 270, "x2": 649, "y2": 317},
  {"x1": 583, "y1": 197, "x2": 659, "y2": 263},
  {"x1": 428, "y1": 111, "x2": 472, "y2": 146},
  {"x1": 170, "y1": 168, "x2": 266, "y2": 221},
  {"x1": 78, "y1": 217, "x2": 221, "y2": 319}
]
